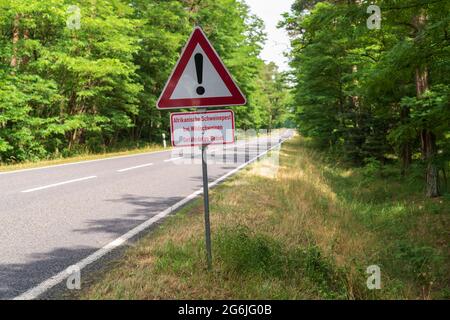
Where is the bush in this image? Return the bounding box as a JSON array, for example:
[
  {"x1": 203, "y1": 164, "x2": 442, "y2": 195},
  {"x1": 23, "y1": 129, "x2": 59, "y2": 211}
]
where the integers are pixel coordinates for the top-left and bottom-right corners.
[
  {"x1": 215, "y1": 226, "x2": 285, "y2": 277},
  {"x1": 361, "y1": 157, "x2": 383, "y2": 179},
  {"x1": 214, "y1": 226, "x2": 349, "y2": 298}
]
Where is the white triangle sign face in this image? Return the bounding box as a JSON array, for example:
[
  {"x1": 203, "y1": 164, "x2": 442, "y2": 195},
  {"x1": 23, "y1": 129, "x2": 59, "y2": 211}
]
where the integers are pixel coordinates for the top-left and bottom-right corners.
[
  {"x1": 157, "y1": 27, "x2": 246, "y2": 109},
  {"x1": 170, "y1": 44, "x2": 232, "y2": 100}
]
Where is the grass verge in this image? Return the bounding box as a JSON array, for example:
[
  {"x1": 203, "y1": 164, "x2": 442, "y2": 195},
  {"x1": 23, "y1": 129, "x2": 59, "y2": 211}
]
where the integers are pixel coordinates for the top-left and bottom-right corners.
[
  {"x1": 78, "y1": 136, "x2": 449, "y2": 299},
  {"x1": 0, "y1": 143, "x2": 168, "y2": 173}
]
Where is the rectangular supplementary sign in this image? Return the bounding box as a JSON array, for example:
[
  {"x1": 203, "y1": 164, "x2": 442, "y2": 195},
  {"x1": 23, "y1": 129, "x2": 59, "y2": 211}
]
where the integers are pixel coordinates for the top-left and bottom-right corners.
[{"x1": 170, "y1": 110, "x2": 235, "y2": 147}]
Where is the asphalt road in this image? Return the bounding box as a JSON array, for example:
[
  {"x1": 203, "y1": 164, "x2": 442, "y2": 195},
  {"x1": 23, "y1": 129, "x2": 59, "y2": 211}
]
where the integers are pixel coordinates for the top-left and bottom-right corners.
[{"x1": 0, "y1": 130, "x2": 293, "y2": 299}]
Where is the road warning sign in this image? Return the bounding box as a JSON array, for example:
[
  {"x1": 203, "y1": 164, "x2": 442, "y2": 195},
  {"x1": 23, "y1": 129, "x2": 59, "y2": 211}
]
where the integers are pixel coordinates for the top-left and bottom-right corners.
[
  {"x1": 170, "y1": 110, "x2": 235, "y2": 147},
  {"x1": 157, "y1": 27, "x2": 246, "y2": 109}
]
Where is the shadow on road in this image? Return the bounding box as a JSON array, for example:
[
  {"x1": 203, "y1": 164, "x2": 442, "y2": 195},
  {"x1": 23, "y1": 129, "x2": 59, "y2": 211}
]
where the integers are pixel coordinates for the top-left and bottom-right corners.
[
  {"x1": 0, "y1": 194, "x2": 188, "y2": 299},
  {"x1": 72, "y1": 194, "x2": 184, "y2": 236},
  {"x1": 0, "y1": 247, "x2": 93, "y2": 299}
]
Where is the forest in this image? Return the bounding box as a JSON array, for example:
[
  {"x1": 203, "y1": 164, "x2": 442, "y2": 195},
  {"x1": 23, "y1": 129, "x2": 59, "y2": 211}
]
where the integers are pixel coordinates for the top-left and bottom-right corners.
[
  {"x1": 282, "y1": 0, "x2": 450, "y2": 198},
  {"x1": 0, "y1": 0, "x2": 291, "y2": 163}
]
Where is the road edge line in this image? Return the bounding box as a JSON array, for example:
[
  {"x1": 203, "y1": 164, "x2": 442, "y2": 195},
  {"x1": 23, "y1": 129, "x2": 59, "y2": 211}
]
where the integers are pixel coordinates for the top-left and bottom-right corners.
[
  {"x1": 21, "y1": 176, "x2": 98, "y2": 193},
  {"x1": 0, "y1": 149, "x2": 171, "y2": 176}
]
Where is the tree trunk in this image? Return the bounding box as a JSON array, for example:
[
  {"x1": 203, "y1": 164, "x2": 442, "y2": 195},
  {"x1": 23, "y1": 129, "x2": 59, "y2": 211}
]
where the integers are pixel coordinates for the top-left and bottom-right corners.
[
  {"x1": 400, "y1": 105, "x2": 412, "y2": 176},
  {"x1": 415, "y1": 66, "x2": 429, "y2": 97},
  {"x1": 400, "y1": 141, "x2": 412, "y2": 177},
  {"x1": 351, "y1": 65, "x2": 360, "y2": 111},
  {"x1": 11, "y1": 14, "x2": 20, "y2": 68},
  {"x1": 413, "y1": 12, "x2": 440, "y2": 197},
  {"x1": 416, "y1": 66, "x2": 440, "y2": 197},
  {"x1": 22, "y1": 28, "x2": 30, "y2": 65},
  {"x1": 421, "y1": 129, "x2": 440, "y2": 197}
]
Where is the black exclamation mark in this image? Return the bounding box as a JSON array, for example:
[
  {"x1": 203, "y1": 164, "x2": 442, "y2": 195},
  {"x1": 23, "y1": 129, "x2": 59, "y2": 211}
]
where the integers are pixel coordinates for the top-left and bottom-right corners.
[{"x1": 195, "y1": 53, "x2": 205, "y2": 95}]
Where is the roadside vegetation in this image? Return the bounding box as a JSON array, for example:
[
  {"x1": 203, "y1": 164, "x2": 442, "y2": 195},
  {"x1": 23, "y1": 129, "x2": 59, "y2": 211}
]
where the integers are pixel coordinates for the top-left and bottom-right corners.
[
  {"x1": 0, "y1": 129, "x2": 279, "y2": 173},
  {"x1": 281, "y1": 0, "x2": 450, "y2": 198},
  {"x1": 78, "y1": 136, "x2": 449, "y2": 300},
  {"x1": 0, "y1": 142, "x2": 166, "y2": 172},
  {"x1": 0, "y1": 0, "x2": 292, "y2": 165}
]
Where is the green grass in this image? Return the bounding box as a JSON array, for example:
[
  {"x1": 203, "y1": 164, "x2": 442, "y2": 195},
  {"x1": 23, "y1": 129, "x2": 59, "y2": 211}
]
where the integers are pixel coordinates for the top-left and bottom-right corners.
[
  {"x1": 0, "y1": 142, "x2": 168, "y2": 173},
  {"x1": 78, "y1": 136, "x2": 449, "y2": 300},
  {"x1": 319, "y1": 152, "x2": 449, "y2": 298}
]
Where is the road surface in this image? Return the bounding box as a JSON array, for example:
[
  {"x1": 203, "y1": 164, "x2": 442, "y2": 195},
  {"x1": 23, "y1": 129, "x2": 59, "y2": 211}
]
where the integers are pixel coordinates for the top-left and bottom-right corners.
[{"x1": 0, "y1": 130, "x2": 292, "y2": 299}]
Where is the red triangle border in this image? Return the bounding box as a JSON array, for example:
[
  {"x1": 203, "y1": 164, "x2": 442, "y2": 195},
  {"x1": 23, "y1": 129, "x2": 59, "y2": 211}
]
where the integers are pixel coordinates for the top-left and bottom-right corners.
[{"x1": 157, "y1": 27, "x2": 247, "y2": 109}]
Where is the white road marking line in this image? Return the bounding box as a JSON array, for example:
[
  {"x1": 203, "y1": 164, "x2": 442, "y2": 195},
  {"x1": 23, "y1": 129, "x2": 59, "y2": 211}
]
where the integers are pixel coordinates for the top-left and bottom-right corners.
[
  {"x1": 1, "y1": 135, "x2": 287, "y2": 176},
  {"x1": 116, "y1": 163, "x2": 154, "y2": 173},
  {"x1": 21, "y1": 176, "x2": 97, "y2": 193},
  {"x1": 0, "y1": 149, "x2": 171, "y2": 175},
  {"x1": 13, "y1": 134, "x2": 292, "y2": 300},
  {"x1": 164, "y1": 157, "x2": 183, "y2": 162}
]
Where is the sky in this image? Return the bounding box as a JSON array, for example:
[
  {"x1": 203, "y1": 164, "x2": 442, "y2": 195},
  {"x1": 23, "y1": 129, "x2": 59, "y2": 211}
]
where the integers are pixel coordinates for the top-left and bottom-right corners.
[{"x1": 245, "y1": 0, "x2": 295, "y2": 72}]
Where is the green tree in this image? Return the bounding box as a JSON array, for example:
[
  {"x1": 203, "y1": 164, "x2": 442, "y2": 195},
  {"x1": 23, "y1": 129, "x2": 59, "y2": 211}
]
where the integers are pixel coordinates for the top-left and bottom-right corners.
[
  {"x1": 0, "y1": 0, "x2": 289, "y2": 164},
  {"x1": 282, "y1": 0, "x2": 450, "y2": 197}
]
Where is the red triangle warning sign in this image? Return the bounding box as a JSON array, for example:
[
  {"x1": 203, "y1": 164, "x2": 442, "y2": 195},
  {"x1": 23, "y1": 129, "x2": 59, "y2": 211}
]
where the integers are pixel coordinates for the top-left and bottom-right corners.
[{"x1": 156, "y1": 27, "x2": 246, "y2": 109}]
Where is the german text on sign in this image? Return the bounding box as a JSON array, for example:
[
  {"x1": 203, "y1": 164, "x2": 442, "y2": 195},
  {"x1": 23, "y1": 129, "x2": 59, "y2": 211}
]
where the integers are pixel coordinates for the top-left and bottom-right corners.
[{"x1": 170, "y1": 110, "x2": 235, "y2": 147}]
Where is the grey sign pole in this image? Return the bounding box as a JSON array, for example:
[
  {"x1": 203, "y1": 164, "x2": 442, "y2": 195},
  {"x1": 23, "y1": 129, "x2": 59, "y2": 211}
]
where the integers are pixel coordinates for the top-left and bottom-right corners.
[{"x1": 201, "y1": 145, "x2": 212, "y2": 269}]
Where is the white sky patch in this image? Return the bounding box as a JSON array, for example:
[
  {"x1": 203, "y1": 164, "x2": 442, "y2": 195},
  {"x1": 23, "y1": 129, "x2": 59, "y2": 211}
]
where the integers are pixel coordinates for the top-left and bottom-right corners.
[{"x1": 245, "y1": 0, "x2": 294, "y2": 72}]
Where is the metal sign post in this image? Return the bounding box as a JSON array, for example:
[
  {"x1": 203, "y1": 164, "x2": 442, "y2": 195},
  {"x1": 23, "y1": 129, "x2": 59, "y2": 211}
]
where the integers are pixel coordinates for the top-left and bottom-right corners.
[
  {"x1": 201, "y1": 144, "x2": 212, "y2": 269},
  {"x1": 158, "y1": 26, "x2": 246, "y2": 270},
  {"x1": 169, "y1": 110, "x2": 235, "y2": 269}
]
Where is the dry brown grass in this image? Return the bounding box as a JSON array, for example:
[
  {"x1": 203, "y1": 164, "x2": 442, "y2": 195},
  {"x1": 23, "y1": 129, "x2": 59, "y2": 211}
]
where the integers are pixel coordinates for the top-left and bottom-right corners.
[{"x1": 78, "y1": 136, "x2": 449, "y2": 300}]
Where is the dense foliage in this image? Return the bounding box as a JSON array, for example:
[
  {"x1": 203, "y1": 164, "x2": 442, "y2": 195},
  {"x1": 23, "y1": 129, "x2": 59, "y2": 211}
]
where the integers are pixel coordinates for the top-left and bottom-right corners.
[
  {"x1": 0, "y1": 0, "x2": 290, "y2": 163},
  {"x1": 282, "y1": 0, "x2": 450, "y2": 197}
]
